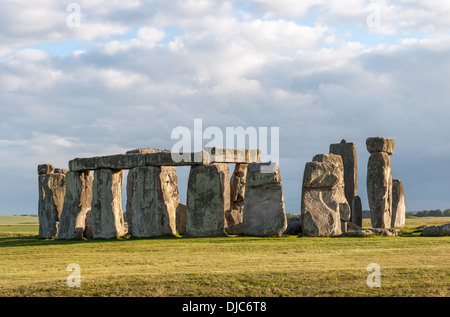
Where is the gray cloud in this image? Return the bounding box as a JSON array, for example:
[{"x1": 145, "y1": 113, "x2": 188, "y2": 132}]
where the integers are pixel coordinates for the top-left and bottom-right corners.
[{"x1": 1, "y1": 1, "x2": 450, "y2": 215}]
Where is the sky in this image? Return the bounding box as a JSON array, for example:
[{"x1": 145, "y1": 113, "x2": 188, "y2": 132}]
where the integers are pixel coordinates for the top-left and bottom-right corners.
[{"x1": 1, "y1": 0, "x2": 450, "y2": 215}]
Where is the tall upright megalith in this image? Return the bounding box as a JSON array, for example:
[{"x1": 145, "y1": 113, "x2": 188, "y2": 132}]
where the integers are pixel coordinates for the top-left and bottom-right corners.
[
  {"x1": 391, "y1": 179, "x2": 405, "y2": 228},
  {"x1": 126, "y1": 166, "x2": 179, "y2": 237},
  {"x1": 301, "y1": 154, "x2": 350, "y2": 236},
  {"x1": 38, "y1": 164, "x2": 67, "y2": 238},
  {"x1": 57, "y1": 171, "x2": 93, "y2": 239},
  {"x1": 242, "y1": 162, "x2": 287, "y2": 237},
  {"x1": 329, "y1": 139, "x2": 358, "y2": 223},
  {"x1": 226, "y1": 163, "x2": 248, "y2": 234},
  {"x1": 366, "y1": 137, "x2": 395, "y2": 228},
  {"x1": 91, "y1": 169, "x2": 125, "y2": 238},
  {"x1": 186, "y1": 163, "x2": 229, "y2": 237}
]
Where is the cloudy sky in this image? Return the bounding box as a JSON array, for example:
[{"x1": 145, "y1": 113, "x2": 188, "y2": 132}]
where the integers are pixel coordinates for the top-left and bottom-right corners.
[{"x1": 1, "y1": 0, "x2": 450, "y2": 215}]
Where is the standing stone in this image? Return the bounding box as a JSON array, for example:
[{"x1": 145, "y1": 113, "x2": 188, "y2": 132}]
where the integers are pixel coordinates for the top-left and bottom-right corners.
[
  {"x1": 84, "y1": 210, "x2": 93, "y2": 238},
  {"x1": 366, "y1": 137, "x2": 395, "y2": 228},
  {"x1": 176, "y1": 203, "x2": 187, "y2": 235},
  {"x1": 391, "y1": 179, "x2": 406, "y2": 228},
  {"x1": 329, "y1": 139, "x2": 358, "y2": 222},
  {"x1": 126, "y1": 166, "x2": 179, "y2": 237},
  {"x1": 38, "y1": 168, "x2": 66, "y2": 238},
  {"x1": 351, "y1": 195, "x2": 363, "y2": 227},
  {"x1": 91, "y1": 169, "x2": 125, "y2": 239},
  {"x1": 57, "y1": 171, "x2": 93, "y2": 239},
  {"x1": 186, "y1": 163, "x2": 229, "y2": 237},
  {"x1": 242, "y1": 162, "x2": 287, "y2": 237},
  {"x1": 226, "y1": 163, "x2": 248, "y2": 234},
  {"x1": 301, "y1": 154, "x2": 350, "y2": 236}
]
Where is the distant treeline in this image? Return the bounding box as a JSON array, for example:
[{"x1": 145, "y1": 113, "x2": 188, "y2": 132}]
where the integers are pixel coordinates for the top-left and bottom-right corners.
[
  {"x1": 407, "y1": 209, "x2": 450, "y2": 217},
  {"x1": 13, "y1": 214, "x2": 38, "y2": 217}
]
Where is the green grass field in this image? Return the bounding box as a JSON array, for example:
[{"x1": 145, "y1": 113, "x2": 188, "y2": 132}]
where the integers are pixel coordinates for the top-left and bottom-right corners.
[{"x1": 0, "y1": 216, "x2": 448, "y2": 297}]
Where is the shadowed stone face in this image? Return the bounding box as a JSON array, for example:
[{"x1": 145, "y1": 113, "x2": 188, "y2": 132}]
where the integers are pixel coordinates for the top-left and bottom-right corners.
[
  {"x1": 226, "y1": 163, "x2": 248, "y2": 235},
  {"x1": 186, "y1": 163, "x2": 228, "y2": 237},
  {"x1": 242, "y1": 163, "x2": 287, "y2": 237},
  {"x1": 126, "y1": 166, "x2": 179, "y2": 238},
  {"x1": 38, "y1": 172, "x2": 66, "y2": 238},
  {"x1": 367, "y1": 152, "x2": 392, "y2": 228},
  {"x1": 329, "y1": 140, "x2": 358, "y2": 222}
]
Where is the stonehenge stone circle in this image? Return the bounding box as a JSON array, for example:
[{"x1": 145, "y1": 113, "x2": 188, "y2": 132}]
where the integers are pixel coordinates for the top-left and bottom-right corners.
[
  {"x1": 391, "y1": 179, "x2": 406, "y2": 228},
  {"x1": 329, "y1": 139, "x2": 358, "y2": 223},
  {"x1": 366, "y1": 137, "x2": 395, "y2": 228},
  {"x1": 301, "y1": 154, "x2": 350, "y2": 236},
  {"x1": 38, "y1": 165, "x2": 66, "y2": 238},
  {"x1": 91, "y1": 169, "x2": 126, "y2": 239},
  {"x1": 38, "y1": 138, "x2": 409, "y2": 240},
  {"x1": 126, "y1": 166, "x2": 179, "y2": 237},
  {"x1": 242, "y1": 162, "x2": 287, "y2": 237},
  {"x1": 57, "y1": 171, "x2": 93, "y2": 239},
  {"x1": 186, "y1": 163, "x2": 229, "y2": 237}
]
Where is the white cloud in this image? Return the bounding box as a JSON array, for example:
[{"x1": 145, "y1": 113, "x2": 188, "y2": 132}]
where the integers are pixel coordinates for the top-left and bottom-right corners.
[{"x1": 2, "y1": 0, "x2": 450, "y2": 214}]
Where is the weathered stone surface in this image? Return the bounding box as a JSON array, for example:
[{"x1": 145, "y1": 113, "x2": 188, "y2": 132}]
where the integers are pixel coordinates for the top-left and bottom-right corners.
[
  {"x1": 84, "y1": 210, "x2": 93, "y2": 238},
  {"x1": 351, "y1": 195, "x2": 363, "y2": 227},
  {"x1": 421, "y1": 224, "x2": 450, "y2": 236},
  {"x1": 344, "y1": 228, "x2": 401, "y2": 237},
  {"x1": 69, "y1": 151, "x2": 210, "y2": 171},
  {"x1": 283, "y1": 216, "x2": 302, "y2": 235},
  {"x1": 91, "y1": 169, "x2": 125, "y2": 238},
  {"x1": 366, "y1": 137, "x2": 395, "y2": 155},
  {"x1": 176, "y1": 203, "x2": 187, "y2": 235},
  {"x1": 329, "y1": 139, "x2": 358, "y2": 219},
  {"x1": 126, "y1": 148, "x2": 170, "y2": 154},
  {"x1": 391, "y1": 179, "x2": 406, "y2": 228},
  {"x1": 242, "y1": 162, "x2": 287, "y2": 237},
  {"x1": 301, "y1": 154, "x2": 350, "y2": 236},
  {"x1": 205, "y1": 147, "x2": 261, "y2": 164},
  {"x1": 186, "y1": 164, "x2": 229, "y2": 237},
  {"x1": 225, "y1": 208, "x2": 243, "y2": 235},
  {"x1": 54, "y1": 168, "x2": 69, "y2": 174},
  {"x1": 126, "y1": 166, "x2": 179, "y2": 237},
  {"x1": 38, "y1": 172, "x2": 66, "y2": 238},
  {"x1": 226, "y1": 163, "x2": 248, "y2": 235},
  {"x1": 57, "y1": 171, "x2": 93, "y2": 239},
  {"x1": 367, "y1": 152, "x2": 392, "y2": 228},
  {"x1": 38, "y1": 164, "x2": 55, "y2": 175}
]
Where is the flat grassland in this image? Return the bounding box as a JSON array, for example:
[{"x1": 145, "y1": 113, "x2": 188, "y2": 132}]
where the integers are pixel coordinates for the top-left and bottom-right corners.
[{"x1": 0, "y1": 216, "x2": 448, "y2": 297}]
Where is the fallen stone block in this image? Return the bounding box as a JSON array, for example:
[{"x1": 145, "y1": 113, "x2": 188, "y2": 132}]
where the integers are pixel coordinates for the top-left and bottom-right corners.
[{"x1": 421, "y1": 224, "x2": 450, "y2": 236}]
